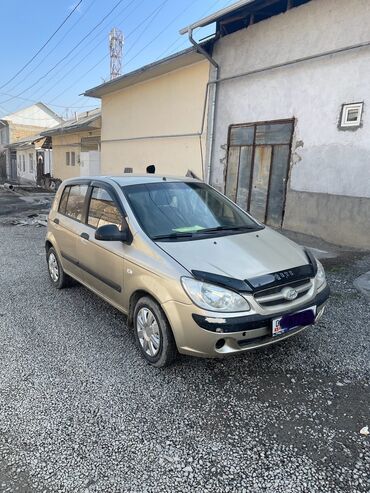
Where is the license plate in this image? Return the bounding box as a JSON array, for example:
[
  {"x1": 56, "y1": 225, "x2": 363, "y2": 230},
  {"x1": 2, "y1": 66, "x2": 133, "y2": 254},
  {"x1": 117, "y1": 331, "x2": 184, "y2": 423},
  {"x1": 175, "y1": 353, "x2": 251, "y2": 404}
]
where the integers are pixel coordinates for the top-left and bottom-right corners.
[{"x1": 272, "y1": 306, "x2": 316, "y2": 337}]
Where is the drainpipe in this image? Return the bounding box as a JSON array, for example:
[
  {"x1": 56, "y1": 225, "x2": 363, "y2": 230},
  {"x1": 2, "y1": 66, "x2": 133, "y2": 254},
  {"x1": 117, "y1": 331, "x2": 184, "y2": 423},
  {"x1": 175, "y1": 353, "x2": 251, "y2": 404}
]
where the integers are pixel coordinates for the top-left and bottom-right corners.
[{"x1": 187, "y1": 28, "x2": 219, "y2": 184}]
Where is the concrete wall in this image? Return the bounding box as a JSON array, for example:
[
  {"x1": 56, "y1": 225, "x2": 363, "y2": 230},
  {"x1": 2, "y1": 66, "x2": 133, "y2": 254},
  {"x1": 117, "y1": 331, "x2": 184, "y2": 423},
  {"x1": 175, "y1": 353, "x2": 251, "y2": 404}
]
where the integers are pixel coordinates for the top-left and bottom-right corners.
[
  {"x1": 209, "y1": 0, "x2": 370, "y2": 248},
  {"x1": 52, "y1": 129, "x2": 101, "y2": 181},
  {"x1": 100, "y1": 60, "x2": 209, "y2": 178},
  {"x1": 284, "y1": 191, "x2": 370, "y2": 249}
]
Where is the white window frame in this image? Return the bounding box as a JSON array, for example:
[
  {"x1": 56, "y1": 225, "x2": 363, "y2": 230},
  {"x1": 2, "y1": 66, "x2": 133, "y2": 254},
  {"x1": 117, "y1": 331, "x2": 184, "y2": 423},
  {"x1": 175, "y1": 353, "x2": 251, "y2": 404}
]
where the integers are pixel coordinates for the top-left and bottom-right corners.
[
  {"x1": 29, "y1": 153, "x2": 34, "y2": 173},
  {"x1": 340, "y1": 103, "x2": 363, "y2": 128}
]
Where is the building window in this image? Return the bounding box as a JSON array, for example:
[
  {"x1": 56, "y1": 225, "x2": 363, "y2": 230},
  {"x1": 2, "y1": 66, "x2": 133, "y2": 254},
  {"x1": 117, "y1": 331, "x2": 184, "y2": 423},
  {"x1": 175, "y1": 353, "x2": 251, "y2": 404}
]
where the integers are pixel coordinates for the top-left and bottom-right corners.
[
  {"x1": 29, "y1": 153, "x2": 34, "y2": 173},
  {"x1": 71, "y1": 151, "x2": 76, "y2": 166},
  {"x1": 124, "y1": 167, "x2": 133, "y2": 173},
  {"x1": 340, "y1": 103, "x2": 363, "y2": 129},
  {"x1": 22, "y1": 155, "x2": 26, "y2": 172},
  {"x1": 66, "y1": 152, "x2": 70, "y2": 166}
]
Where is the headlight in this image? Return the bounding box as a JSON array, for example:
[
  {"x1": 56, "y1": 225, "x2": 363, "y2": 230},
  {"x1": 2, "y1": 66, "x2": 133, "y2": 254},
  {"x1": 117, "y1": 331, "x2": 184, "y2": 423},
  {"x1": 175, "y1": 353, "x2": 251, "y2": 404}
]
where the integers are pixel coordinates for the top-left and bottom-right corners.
[
  {"x1": 181, "y1": 277, "x2": 250, "y2": 312},
  {"x1": 316, "y1": 259, "x2": 326, "y2": 289}
]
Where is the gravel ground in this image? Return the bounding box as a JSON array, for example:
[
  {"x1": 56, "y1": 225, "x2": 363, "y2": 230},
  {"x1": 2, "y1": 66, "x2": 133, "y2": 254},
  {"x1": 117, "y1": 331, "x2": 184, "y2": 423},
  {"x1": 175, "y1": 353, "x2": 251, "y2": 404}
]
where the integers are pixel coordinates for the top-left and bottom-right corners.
[{"x1": 0, "y1": 225, "x2": 369, "y2": 492}]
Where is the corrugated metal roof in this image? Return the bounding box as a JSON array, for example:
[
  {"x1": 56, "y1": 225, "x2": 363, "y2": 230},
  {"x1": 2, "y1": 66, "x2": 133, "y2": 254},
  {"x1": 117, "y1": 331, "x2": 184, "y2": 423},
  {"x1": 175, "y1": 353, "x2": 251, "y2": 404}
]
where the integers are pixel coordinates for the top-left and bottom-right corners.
[
  {"x1": 41, "y1": 109, "x2": 101, "y2": 136},
  {"x1": 6, "y1": 133, "x2": 45, "y2": 148},
  {"x1": 84, "y1": 47, "x2": 205, "y2": 99}
]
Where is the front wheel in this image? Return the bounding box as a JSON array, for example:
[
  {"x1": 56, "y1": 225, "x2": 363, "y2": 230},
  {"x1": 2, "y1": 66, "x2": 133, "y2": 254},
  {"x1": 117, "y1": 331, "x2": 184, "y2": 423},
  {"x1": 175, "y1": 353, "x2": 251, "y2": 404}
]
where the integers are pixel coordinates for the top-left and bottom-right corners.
[{"x1": 133, "y1": 297, "x2": 177, "y2": 368}]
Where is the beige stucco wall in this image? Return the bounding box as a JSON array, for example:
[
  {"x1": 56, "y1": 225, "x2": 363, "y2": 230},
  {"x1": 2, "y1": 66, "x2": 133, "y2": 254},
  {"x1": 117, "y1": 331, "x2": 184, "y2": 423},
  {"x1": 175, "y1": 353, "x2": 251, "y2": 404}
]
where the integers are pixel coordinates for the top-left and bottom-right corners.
[
  {"x1": 52, "y1": 129, "x2": 101, "y2": 181},
  {"x1": 100, "y1": 60, "x2": 209, "y2": 178}
]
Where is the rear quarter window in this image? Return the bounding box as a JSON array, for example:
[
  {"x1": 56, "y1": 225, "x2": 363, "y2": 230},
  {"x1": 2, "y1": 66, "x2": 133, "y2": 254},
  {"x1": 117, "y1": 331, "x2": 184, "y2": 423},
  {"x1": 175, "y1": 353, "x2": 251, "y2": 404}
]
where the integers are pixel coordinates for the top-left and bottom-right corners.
[{"x1": 58, "y1": 186, "x2": 70, "y2": 214}]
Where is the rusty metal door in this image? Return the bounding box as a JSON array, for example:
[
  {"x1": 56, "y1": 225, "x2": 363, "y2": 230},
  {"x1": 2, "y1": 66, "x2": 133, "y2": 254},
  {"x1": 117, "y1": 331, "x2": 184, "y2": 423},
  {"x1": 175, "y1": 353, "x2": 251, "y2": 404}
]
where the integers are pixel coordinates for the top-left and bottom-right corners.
[{"x1": 225, "y1": 120, "x2": 294, "y2": 227}]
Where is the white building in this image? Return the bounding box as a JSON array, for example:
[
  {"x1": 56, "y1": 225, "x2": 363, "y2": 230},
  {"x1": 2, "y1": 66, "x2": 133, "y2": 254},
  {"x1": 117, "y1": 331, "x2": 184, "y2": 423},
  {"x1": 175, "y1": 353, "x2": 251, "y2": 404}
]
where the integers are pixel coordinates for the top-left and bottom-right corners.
[
  {"x1": 0, "y1": 102, "x2": 62, "y2": 181},
  {"x1": 10, "y1": 134, "x2": 53, "y2": 184},
  {"x1": 181, "y1": 0, "x2": 370, "y2": 249}
]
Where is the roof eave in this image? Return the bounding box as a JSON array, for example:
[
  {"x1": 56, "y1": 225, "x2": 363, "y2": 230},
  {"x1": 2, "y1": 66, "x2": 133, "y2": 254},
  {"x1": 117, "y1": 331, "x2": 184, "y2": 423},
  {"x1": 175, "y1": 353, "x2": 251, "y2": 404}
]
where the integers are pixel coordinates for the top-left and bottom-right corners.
[
  {"x1": 41, "y1": 118, "x2": 101, "y2": 137},
  {"x1": 83, "y1": 47, "x2": 204, "y2": 99},
  {"x1": 179, "y1": 0, "x2": 254, "y2": 34}
]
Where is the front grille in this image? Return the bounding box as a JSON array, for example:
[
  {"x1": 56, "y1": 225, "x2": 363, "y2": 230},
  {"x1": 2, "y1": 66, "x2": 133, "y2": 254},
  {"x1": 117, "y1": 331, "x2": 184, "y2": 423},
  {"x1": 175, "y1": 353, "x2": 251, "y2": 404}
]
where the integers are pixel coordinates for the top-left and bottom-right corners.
[{"x1": 254, "y1": 278, "x2": 312, "y2": 308}]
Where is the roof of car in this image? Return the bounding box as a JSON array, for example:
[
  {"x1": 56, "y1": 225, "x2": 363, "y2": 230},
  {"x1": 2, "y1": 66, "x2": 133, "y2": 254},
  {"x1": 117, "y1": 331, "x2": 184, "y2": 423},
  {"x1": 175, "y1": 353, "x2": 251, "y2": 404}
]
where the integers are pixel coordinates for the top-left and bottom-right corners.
[{"x1": 63, "y1": 175, "x2": 201, "y2": 187}]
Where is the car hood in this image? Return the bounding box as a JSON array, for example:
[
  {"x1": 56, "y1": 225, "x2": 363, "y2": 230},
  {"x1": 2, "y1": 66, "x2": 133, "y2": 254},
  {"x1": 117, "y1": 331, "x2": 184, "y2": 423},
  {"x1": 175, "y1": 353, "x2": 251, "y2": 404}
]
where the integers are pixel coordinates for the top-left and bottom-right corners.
[{"x1": 158, "y1": 227, "x2": 308, "y2": 280}]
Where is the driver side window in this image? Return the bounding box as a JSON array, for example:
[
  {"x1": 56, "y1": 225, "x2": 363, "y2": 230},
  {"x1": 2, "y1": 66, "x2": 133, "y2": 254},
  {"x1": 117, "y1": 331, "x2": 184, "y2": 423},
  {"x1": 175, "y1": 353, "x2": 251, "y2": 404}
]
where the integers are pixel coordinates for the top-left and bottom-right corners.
[{"x1": 87, "y1": 187, "x2": 122, "y2": 229}]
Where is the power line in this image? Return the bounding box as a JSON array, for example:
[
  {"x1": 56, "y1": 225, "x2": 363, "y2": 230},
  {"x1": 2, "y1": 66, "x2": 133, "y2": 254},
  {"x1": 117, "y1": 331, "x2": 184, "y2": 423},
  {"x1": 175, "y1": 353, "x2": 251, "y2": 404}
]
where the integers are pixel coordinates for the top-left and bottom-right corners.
[
  {"x1": 30, "y1": 0, "x2": 141, "y2": 102},
  {"x1": 51, "y1": 0, "x2": 213, "y2": 106},
  {"x1": 5, "y1": 0, "x2": 99, "y2": 95},
  {"x1": 0, "y1": 90, "x2": 96, "y2": 110},
  {"x1": 48, "y1": 0, "x2": 170, "y2": 104},
  {"x1": 0, "y1": 0, "x2": 83, "y2": 91},
  {"x1": 155, "y1": 0, "x2": 225, "y2": 61},
  {"x1": 0, "y1": 0, "x2": 126, "y2": 105}
]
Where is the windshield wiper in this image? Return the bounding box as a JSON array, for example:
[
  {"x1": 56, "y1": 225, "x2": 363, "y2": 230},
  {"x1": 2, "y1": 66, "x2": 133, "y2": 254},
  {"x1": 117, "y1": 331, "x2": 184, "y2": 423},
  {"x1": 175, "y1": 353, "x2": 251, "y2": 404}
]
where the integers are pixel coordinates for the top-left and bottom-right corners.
[
  {"x1": 152, "y1": 232, "x2": 194, "y2": 240},
  {"x1": 195, "y1": 225, "x2": 256, "y2": 234}
]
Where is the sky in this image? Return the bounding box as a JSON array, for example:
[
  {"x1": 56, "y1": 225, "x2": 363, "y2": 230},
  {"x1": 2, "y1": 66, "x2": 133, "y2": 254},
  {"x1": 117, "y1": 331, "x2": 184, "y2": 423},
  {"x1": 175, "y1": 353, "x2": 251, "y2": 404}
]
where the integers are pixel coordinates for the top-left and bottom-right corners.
[{"x1": 0, "y1": 0, "x2": 236, "y2": 120}]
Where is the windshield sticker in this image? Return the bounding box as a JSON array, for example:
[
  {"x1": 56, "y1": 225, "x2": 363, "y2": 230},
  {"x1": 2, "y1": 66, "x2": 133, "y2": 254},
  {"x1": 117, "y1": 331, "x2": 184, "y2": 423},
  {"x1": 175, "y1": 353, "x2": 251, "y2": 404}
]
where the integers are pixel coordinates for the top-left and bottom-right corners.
[{"x1": 172, "y1": 225, "x2": 205, "y2": 233}]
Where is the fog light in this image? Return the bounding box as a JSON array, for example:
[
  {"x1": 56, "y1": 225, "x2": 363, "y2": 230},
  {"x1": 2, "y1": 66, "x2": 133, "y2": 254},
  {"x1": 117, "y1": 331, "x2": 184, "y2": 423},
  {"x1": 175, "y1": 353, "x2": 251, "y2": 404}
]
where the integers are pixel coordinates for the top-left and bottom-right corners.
[{"x1": 215, "y1": 339, "x2": 225, "y2": 349}]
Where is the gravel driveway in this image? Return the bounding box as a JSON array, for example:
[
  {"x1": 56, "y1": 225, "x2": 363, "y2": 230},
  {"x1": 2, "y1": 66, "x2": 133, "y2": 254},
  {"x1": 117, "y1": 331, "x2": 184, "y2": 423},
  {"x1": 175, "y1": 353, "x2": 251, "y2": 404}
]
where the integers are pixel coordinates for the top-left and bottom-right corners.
[{"x1": 0, "y1": 225, "x2": 369, "y2": 492}]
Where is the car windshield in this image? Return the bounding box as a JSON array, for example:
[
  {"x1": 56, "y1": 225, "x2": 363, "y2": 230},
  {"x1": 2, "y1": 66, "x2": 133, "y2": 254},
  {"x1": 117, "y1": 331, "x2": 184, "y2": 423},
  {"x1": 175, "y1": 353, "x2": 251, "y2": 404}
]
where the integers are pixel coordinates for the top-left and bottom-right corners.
[{"x1": 122, "y1": 181, "x2": 262, "y2": 240}]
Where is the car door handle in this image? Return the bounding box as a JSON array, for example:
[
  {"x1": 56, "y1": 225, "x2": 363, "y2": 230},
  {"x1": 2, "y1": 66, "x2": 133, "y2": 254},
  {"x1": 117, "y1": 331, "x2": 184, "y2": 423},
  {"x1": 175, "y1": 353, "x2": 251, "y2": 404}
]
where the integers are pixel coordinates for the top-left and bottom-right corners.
[
  {"x1": 53, "y1": 218, "x2": 59, "y2": 224},
  {"x1": 80, "y1": 232, "x2": 89, "y2": 240}
]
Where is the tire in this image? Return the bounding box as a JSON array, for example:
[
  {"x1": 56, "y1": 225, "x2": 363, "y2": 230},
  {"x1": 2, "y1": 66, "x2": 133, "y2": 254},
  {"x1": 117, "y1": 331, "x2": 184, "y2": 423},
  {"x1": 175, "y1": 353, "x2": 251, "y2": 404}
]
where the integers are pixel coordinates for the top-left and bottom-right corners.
[
  {"x1": 133, "y1": 296, "x2": 177, "y2": 368},
  {"x1": 46, "y1": 247, "x2": 71, "y2": 289}
]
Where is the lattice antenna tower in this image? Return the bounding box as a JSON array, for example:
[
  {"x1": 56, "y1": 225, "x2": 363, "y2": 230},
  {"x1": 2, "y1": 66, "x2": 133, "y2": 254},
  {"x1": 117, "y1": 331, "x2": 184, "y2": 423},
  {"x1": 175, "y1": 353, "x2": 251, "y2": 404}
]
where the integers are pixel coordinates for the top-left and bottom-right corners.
[{"x1": 109, "y1": 28, "x2": 124, "y2": 80}]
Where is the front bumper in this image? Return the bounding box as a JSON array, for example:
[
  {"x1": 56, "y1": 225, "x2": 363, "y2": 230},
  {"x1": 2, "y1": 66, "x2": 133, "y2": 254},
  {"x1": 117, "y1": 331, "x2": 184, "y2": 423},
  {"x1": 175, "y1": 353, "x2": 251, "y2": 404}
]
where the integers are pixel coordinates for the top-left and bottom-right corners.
[{"x1": 162, "y1": 285, "x2": 330, "y2": 358}]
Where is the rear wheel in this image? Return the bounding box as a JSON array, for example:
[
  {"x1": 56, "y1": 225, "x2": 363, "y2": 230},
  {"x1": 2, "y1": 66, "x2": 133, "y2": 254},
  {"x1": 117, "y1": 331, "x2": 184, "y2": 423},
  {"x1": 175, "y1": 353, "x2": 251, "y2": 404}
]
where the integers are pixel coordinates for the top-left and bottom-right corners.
[
  {"x1": 46, "y1": 247, "x2": 71, "y2": 289},
  {"x1": 133, "y1": 296, "x2": 177, "y2": 368}
]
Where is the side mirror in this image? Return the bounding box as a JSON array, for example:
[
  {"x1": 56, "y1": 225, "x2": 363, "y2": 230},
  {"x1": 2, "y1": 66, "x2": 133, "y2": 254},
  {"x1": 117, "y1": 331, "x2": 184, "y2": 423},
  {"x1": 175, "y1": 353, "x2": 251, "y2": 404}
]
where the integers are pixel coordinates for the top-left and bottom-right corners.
[{"x1": 95, "y1": 224, "x2": 131, "y2": 243}]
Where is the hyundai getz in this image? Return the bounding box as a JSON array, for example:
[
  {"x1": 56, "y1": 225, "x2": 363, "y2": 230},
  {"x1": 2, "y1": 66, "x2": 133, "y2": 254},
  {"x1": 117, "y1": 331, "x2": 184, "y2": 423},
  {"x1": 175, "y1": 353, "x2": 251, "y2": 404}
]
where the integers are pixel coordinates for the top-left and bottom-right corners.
[{"x1": 46, "y1": 176, "x2": 329, "y2": 367}]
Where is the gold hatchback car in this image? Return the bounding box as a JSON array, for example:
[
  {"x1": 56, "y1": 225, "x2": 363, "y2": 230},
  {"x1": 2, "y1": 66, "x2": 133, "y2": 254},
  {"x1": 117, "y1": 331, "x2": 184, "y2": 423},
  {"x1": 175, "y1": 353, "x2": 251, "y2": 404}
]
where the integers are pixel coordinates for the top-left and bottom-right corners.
[{"x1": 46, "y1": 176, "x2": 329, "y2": 367}]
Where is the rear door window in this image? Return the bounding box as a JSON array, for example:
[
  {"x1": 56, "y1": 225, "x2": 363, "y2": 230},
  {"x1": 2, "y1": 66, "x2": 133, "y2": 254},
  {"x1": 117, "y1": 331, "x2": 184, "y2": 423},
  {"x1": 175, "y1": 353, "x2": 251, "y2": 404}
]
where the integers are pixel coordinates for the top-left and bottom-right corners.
[
  {"x1": 59, "y1": 184, "x2": 88, "y2": 222},
  {"x1": 87, "y1": 187, "x2": 122, "y2": 229}
]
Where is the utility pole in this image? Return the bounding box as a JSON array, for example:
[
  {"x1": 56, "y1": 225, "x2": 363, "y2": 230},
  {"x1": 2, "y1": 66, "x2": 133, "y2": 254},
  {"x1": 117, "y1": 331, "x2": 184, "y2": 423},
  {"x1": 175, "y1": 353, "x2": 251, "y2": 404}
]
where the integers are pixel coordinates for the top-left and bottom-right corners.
[{"x1": 109, "y1": 28, "x2": 124, "y2": 80}]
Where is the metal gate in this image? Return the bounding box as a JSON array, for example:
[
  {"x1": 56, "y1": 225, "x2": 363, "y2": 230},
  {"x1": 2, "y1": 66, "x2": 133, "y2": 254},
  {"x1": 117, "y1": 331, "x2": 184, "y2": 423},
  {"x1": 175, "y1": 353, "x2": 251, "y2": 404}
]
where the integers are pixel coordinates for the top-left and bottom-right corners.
[{"x1": 225, "y1": 119, "x2": 294, "y2": 227}]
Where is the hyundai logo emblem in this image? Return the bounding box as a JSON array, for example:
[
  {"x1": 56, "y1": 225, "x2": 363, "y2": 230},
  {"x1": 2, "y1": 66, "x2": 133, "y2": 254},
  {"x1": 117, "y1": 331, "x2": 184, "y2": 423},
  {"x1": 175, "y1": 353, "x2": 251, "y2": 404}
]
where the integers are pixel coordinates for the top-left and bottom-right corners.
[{"x1": 282, "y1": 287, "x2": 298, "y2": 301}]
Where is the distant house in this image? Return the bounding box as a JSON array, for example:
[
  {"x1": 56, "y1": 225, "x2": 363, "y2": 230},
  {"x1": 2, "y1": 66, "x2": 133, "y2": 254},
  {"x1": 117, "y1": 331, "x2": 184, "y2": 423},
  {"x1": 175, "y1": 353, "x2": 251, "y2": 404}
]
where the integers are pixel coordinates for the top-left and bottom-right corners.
[
  {"x1": 7, "y1": 134, "x2": 53, "y2": 185},
  {"x1": 0, "y1": 103, "x2": 62, "y2": 181},
  {"x1": 180, "y1": 0, "x2": 370, "y2": 249},
  {"x1": 41, "y1": 109, "x2": 101, "y2": 181},
  {"x1": 83, "y1": 47, "x2": 210, "y2": 178}
]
